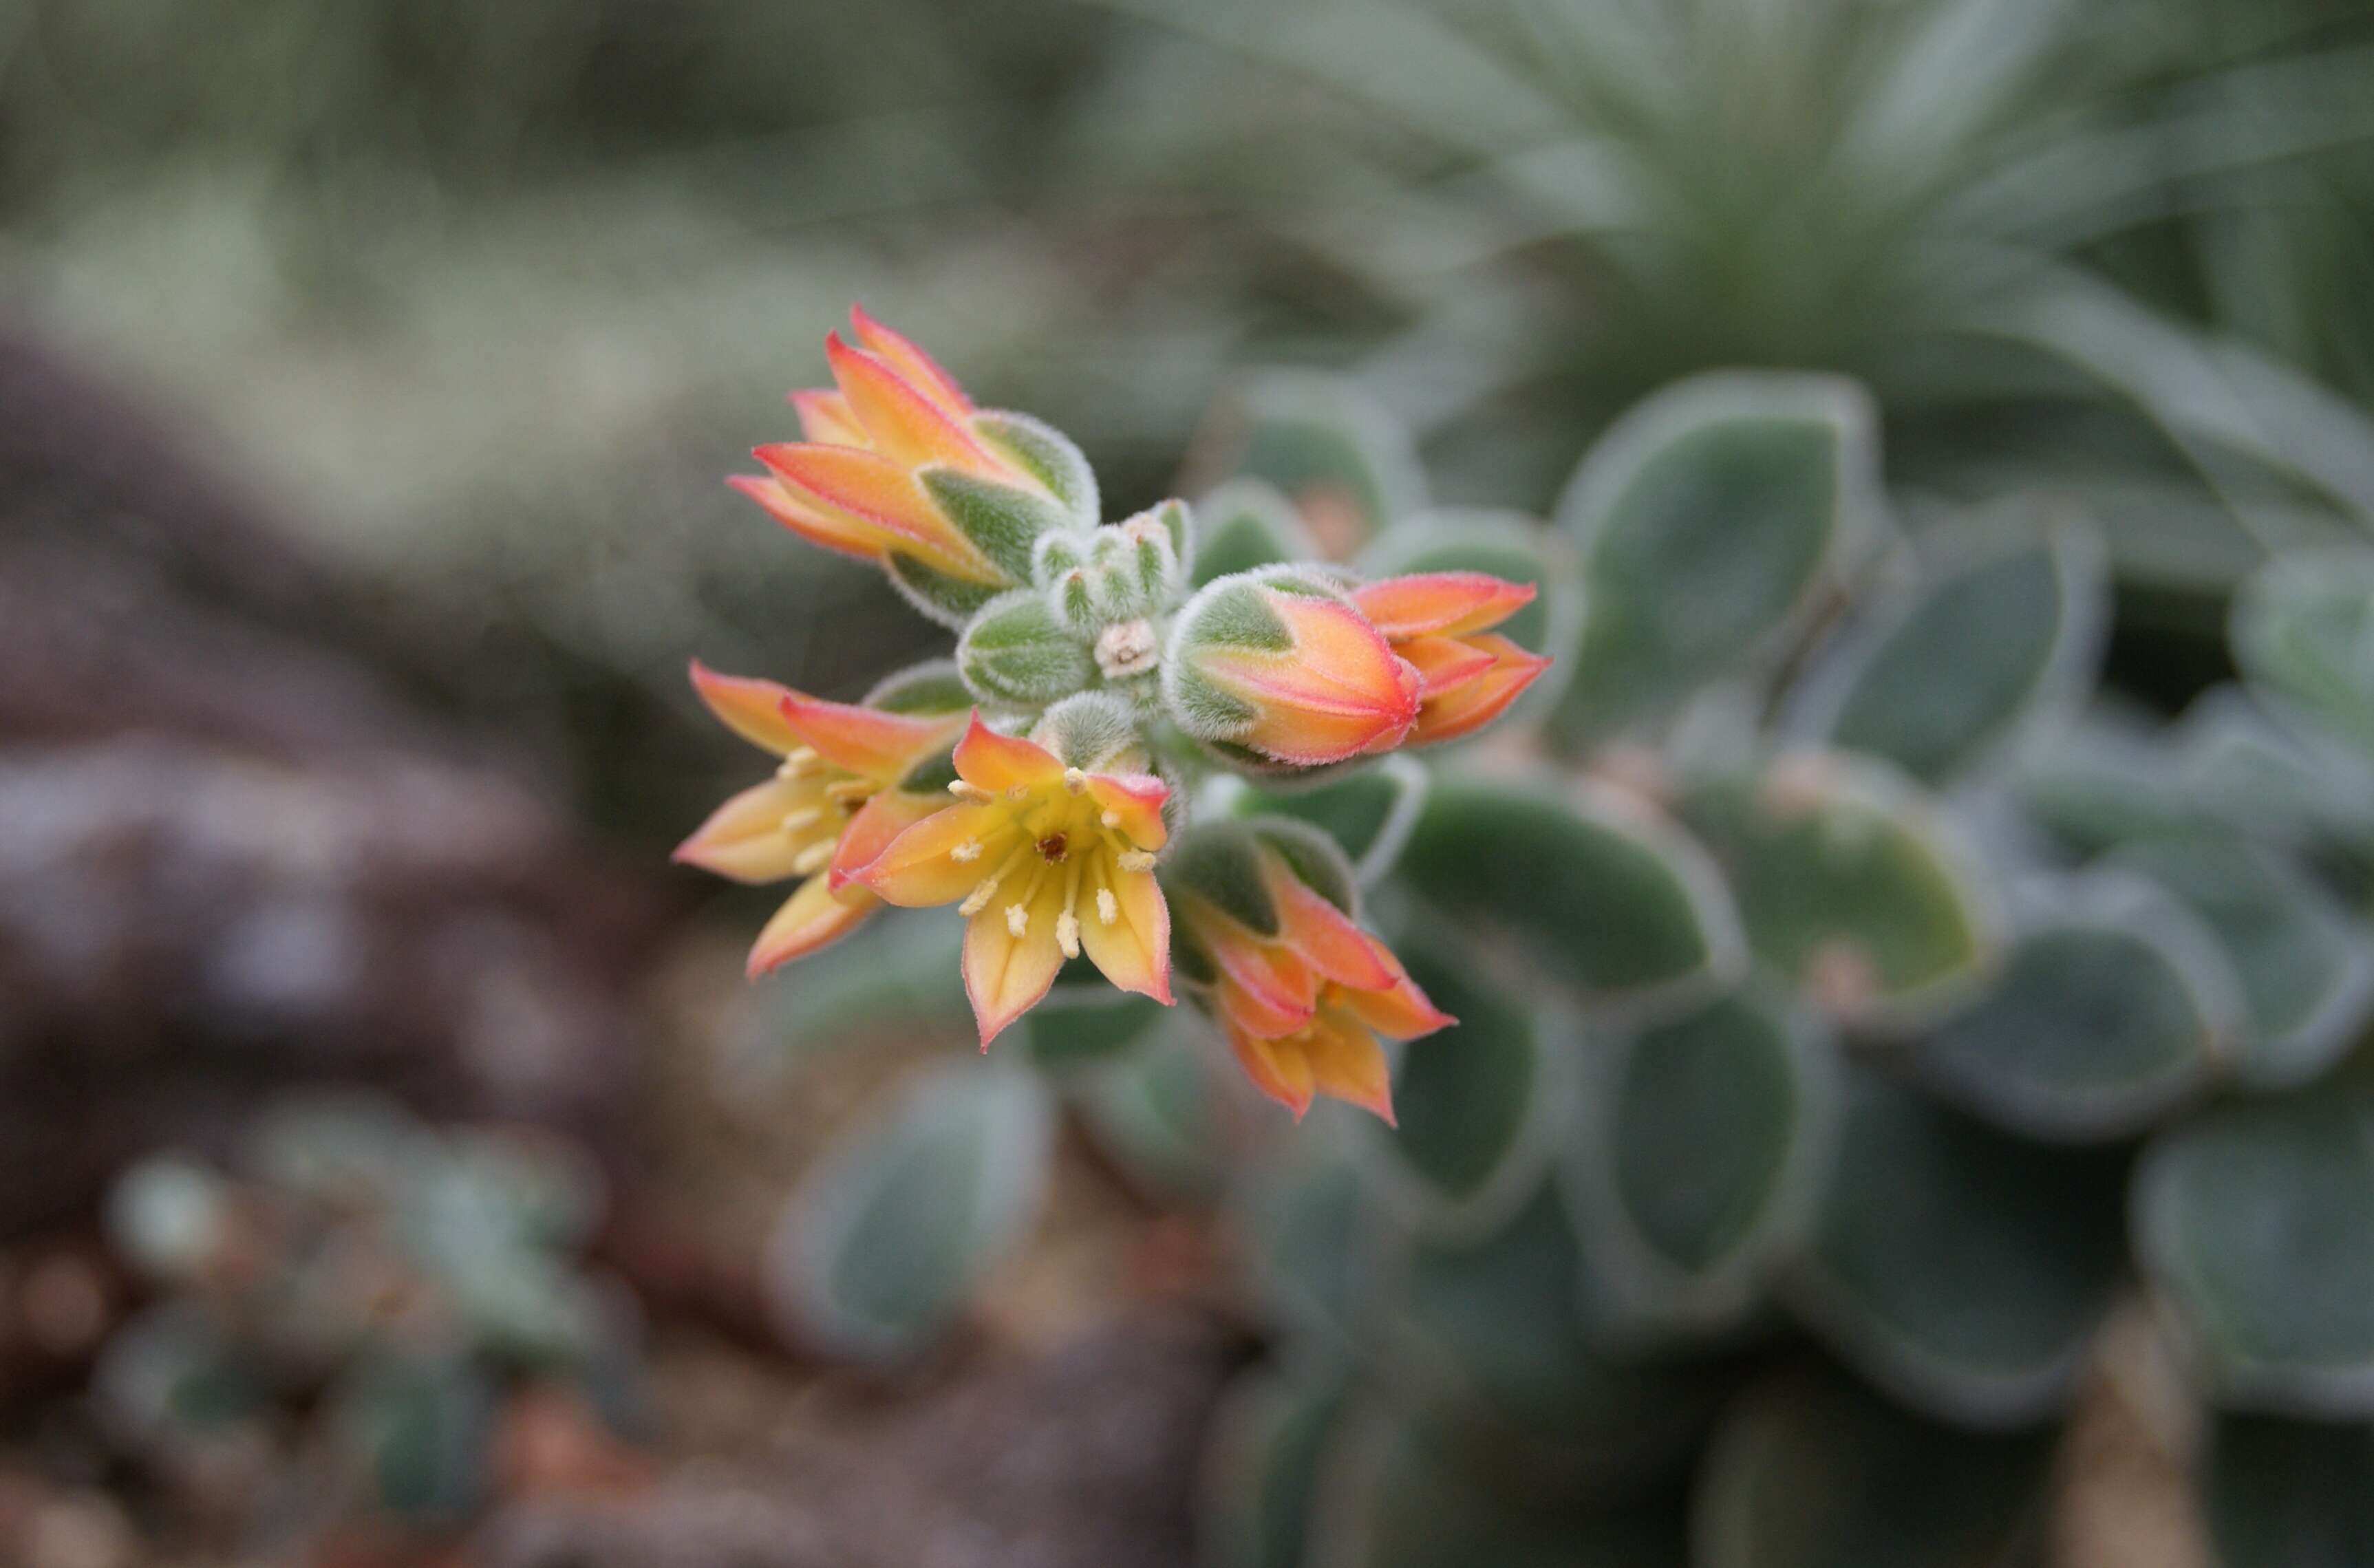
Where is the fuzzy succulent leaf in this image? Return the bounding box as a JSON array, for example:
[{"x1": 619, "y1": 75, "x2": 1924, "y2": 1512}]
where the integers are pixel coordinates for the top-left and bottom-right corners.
[
  {"x1": 1228, "y1": 1117, "x2": 1383, "y2": 1351},
  {"x1": 1784, "y1": 1071, "x2": 2126, "y2": 1427},
  {"x1": 1680, "y1": 758, "x2": 2001, "y2": 1036},
  {"x1": 1549, "y1": 373, "x2": 1883, "y2": 746},
  {"x1": 1069, "y1": 1014, "x2": 1237, "y2": 1207},
  {"x1": 1197, "y1": 1364, "x2": 1354, "y2": 1568},
  {"x1": 1566, "y1": 986, "x2": 1839, "y2": 1338},
  {"x1": 1183, "y1": 371, "x2": 1424, "y2": 556},
  {"x1": 862, "y1": 657, "x2": 976, "y2": 716},
  {"x1": 956, "y1": 588, "x2": 1094, "y2": 707},
  {"x1": 767, "y1": 1062, "x2": 1054, "y2": 1363},
  {"x1": 1020, "y1": 988, "x2": 1164, "y2": 1073},
  {"x1": 1395, "y1": 775, "x2": 1744, "y2": 1006},
  {"x1": 1357, "y1": 919, "x2": 1568, "y2": 1239},
  {"x1": 887, "y1": 548, "x2": 1007, "y2": 628},
  {"x1": 2105, "y1": 834, "x2": 2374, "y2": 1088},
  {"x1": 2135, "y1": 1100, "x2": 2374, "y2": 1416},
  {"x1": 2176, "y1": 686, "x2": 2374, "y2": 863},
  {"x1": 2232, "y1": 548, "x2": 2374, "y2": 760},
  {"x1": 1384, "y1": 1183, "x2": 1733, "y2": 1462},
  {"x1": 1912, "y1": 872, "x2": 2241, "y2": 1142},
  {"x1": 918, "y1": 467, "x2": 1078, "y2": 584},
  {"x1": 1189, "y1": 480, "x2": 1323, "y2": 590},
  {"x1": 1230, "y1": 755, "x2": 1430, "y2": 887},
  {"x1": 972, "y1": 409, "x2": 1100, "y2": 529},
  {"x1": 1789, "y1": 531, "x2": 2105, "y2": 786},
  {"x1": 1693, "y1": 1368, "x2": 2055, "y2": 1568},
  {"x1": 2015, "y1": 716, "x2": 2219, "y2": 855}
]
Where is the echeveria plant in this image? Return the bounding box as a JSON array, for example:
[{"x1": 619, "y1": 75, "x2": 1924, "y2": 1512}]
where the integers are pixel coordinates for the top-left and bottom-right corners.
[{"x1": 676, "y1": 309, "x2": 1546, "y2": 1115}]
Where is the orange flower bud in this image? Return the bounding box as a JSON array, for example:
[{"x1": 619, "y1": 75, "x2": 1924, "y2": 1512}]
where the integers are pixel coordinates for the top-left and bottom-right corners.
[{"x1": 1351, "y1": 571, "x2": 1550, "y2": 745}]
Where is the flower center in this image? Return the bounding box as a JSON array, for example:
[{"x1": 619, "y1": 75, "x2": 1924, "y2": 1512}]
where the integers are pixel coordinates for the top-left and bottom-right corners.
[{"x1": 1038, "y1": 833, "x2": 1069, "y2": 862}]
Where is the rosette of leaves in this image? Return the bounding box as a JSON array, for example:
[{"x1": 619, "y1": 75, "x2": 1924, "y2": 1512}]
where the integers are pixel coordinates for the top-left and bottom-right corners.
[
  {"x1": 1176, "y1": 374, "x2": 2374, "y2": 1567},
  {"x1": 97, "y1": 1093, "x2": 642, "y2": 1542}
]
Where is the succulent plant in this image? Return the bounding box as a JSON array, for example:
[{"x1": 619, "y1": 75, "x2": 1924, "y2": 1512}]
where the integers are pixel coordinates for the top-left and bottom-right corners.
[
  {"x1": 672, "y1": 312, "x2": 1548, "y2": 1362},
  {"x1": 698, "y1": 313, "x2": 2374, "y2": 1562},
  {"x1": 1167, "y1": 370, "x2": 2374, "y2": 1566},
  {"x1": 97, "y1": 1093, "x2": 643, "y2": 1546}
]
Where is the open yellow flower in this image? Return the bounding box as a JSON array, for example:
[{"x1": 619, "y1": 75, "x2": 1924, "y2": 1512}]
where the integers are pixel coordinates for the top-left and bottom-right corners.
[
  {"x1": 673, "y1": 661, "x2": 965, "y2": 977},
  {"x1": 851, "y1": 713, "x2": 1173, "y2": 1044}
]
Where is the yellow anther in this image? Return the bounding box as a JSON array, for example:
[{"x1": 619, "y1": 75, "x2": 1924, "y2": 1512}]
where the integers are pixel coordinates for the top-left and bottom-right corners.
[
  {"x1": 824, "y1": 778, "x2": 872, "y2": 803},
  {"x1": 948, "y1": 780, "x2": 994, "y2": 803},
  {"x1": 1100, "y1": 809, "x2": 1122, "y2": 829},
  {"x1": 1063, "y1": 767, "x2": 1088, "y2": 794},
  {"x1": 1056, "y1": 909, "x2": 1081, "y2": 958},
  {"x1": 1006, "y1": 784, "x2": 1032, "y2": 804},
  {"x1": 1116, "y1": 849, "x2": 1157, "y2": 873},
  {"x1": 777, "y1": 747, "x2": 820, "y2": 778},
  {"x1": 792, "y1": 840, "x2": 835, "y2": 877},
  {"x1": 1005, "y1": 903, "x2": 1030, "y2": 938},
  {"x1": 778, "y1": 806, "x2": 822, "y2": 835},
  {"x1": 950, "y1": 839, "x2": 984, "y2": 863},
  {"x1": 1095, "y1": 887, "x2": 1119, "y2": 925},
  {"x1": 960, "y1": 877, "x2": 1000, "y2": 917}
]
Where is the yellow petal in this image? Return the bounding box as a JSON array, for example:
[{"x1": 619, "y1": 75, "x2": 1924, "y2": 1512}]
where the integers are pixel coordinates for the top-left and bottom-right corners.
[
  {"x1": 748, "y1": 877, "x2": 875, "y2": 976},
  {"x1": 853, "y1": 802, "x2": 1016, "y2": 907},
  {"x1": 673, "y1": 776, "x2": 827, "y2": 885},
  {"x1": 963, "y1": 872, "x2": 1069, "y2": 1045},
  {"x1": 1078, "y1": 861, "x2": 1173, "y2": 1005},
  {"x1": 1301, "y1": 1011, "x2": 1397, "y2": 1124}
]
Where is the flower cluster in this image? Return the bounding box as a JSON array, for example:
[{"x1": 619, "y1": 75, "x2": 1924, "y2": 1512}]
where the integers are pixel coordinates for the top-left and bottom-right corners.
[{"x1": 677, "y1": 310, "x2": 1549, "y2": 1119}]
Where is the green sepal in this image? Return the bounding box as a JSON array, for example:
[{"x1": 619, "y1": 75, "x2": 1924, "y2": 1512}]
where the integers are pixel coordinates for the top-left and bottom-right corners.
[
  {"x1": 956, "y1": 588, "x2": 1093, "y2": 707},
  {"x1": 972, "y1": 409, "x2": 1100, "y2": 529}
]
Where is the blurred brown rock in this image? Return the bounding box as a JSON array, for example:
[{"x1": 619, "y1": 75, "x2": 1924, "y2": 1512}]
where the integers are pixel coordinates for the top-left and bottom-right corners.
[
  {"x1": 0, "y1": 327, "x2": 656, "y2": 1235},
  {"x1": 482, "y1": 1304, "x2": 1250, "y2": 1568}
]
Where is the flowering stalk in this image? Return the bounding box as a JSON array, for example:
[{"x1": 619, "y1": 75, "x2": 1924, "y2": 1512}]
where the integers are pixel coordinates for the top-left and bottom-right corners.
[{"x1": 676, "y1": 310, "x2": 1547, "y2": 1119}]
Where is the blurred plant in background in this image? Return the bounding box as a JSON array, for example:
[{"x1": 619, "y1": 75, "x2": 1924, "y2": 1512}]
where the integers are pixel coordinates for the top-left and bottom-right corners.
[
  {"x1": 1093, "y1": 0, "x2": 2374, "y2": 597},
  {"x1": 99, "y1": 1093, "x2": 645, "y2": 1558}
]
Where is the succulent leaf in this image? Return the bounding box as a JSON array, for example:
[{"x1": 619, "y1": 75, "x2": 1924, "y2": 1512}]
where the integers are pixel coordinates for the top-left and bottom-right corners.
[
  {"x1": 1395, "y1": 775, "x2": 1745, "y2": 1008},
  {"x1": 1565, "y1": 986, "x2": 1840, "y2": 1339},
  {"x1": 1912, "y1": 872, "x2": 2242, "y2": 1141},
  {"x1": 2136, "y1": 1100, "x2": 2374, "y2": 1416},
  {"x1": 1788, "y1": 530, "x2": 2106, "y2": 786},
  {"x1": 956, "y1": 588, "x2": 1095, "y2": 707},
  {"x1": 1549, "y1": 373, "x2": 1883, "y2": 746},
  {"x1": 1183, "y1": 371, "x2": 1426, "y2": 558},
  {"x1": 1190, "y1": 479, "x2": 1323, "y2": 589},
  {"x1": 1784, "y1": 1071, "x2": 2126, "y2": 1427},
  {"x1": 1357, "y1": 919, "x2": 1571, "y2": 1239},
  {"x1": 2232, "y1": 548, "x2": 2374, "y2": 760},
  {"x1": 1069, "y1": 1013, "x2": 1239, "y2": 1206},
  {"x1": 1382, "y1": 1182, "x2": 1733, "y2": 1463},
  {"x1": 767, "y1": 1062, "x2": 1055, "y2": 1362},
  {"x1": 2105, "y1": 833, "x2": 2374, "y2": 1088},
  {"x1": 1197, "y1": 1363, "x2": 1356, "y2": 1568},
  {"x1": 1231, "y1": 755, "x2": 1431, "y2": 886},
  {"x1": 1680, "y1": 756, "x2": 2002, "y2": 1035}
]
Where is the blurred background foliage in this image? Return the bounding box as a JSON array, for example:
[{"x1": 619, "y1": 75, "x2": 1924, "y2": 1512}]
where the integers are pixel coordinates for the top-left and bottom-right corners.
[{"x1": 13, "y1": 0, "x2": 2374, "y2": 849}]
